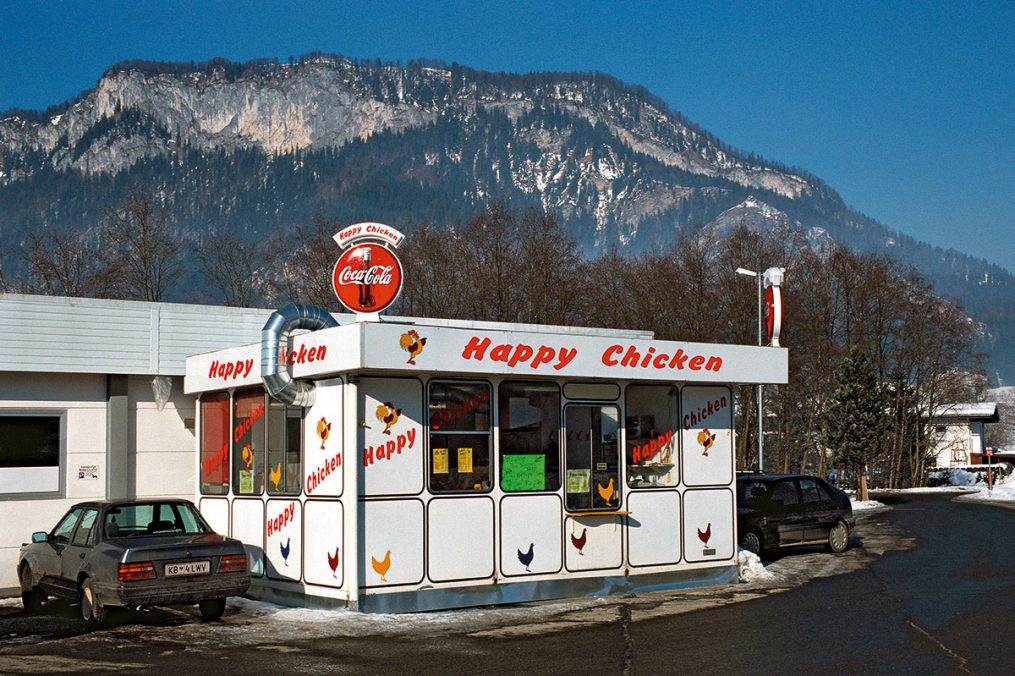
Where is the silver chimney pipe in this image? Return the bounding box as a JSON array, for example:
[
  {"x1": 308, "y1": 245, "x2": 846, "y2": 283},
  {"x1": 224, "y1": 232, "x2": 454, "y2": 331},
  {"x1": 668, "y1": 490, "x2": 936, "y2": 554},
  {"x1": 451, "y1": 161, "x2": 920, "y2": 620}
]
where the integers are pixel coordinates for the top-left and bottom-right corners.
[{"x1": 261, "y1": 303, "x2": 339, "y2": 407}]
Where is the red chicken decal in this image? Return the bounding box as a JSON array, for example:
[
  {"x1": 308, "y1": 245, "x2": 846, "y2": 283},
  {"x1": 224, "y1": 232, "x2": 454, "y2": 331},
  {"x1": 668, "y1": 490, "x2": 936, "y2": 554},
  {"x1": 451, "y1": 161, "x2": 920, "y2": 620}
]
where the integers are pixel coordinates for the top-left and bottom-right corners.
[
  {"x1": 697, "y1": 522, "x2": 712, "y2": 547},
  {"x1": 327, "y1": 547, "x2": 340, "y2": 578},
  {"x1": 571, "y1": 527, "x2": 588, "y2": 556}
]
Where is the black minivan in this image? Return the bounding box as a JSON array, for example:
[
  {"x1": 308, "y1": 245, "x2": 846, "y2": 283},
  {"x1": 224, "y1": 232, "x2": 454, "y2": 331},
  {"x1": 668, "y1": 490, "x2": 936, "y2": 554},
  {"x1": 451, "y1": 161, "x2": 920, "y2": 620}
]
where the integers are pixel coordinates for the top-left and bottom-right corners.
[{"x1": 736, "y1": 473, "x2": 855, "y2": 556}]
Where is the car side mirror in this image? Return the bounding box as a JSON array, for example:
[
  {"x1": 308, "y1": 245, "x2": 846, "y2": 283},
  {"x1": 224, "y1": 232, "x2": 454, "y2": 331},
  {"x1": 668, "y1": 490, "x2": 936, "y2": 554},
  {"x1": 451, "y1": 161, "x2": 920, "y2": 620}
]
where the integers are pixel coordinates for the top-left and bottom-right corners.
[{"x1": 32, "y1": 531, "x2": 48, "y2": 544}]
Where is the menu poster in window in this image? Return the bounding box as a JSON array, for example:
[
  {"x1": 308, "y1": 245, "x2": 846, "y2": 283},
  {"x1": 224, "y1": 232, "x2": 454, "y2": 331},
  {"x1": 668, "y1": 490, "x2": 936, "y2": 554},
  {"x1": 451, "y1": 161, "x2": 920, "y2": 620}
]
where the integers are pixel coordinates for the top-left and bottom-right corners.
[
  {"x1": 566, "y1": 469, "x2": 590, "y2": 494},
  {"x1": 457, "y1": 447, "x2": 473, "y2": 474},
  {"x1": 502, "y1": 454, "x2": 545, "y2": 491},
  {"x1": 433, "y1": 448, "x2": 449, "y2": 474},
  {"x1": 240, "y1": 470, "x2": 254, "y2": 494},
  {"x1": 681, "y1": 386, "x2": 733, "y2": 486}
]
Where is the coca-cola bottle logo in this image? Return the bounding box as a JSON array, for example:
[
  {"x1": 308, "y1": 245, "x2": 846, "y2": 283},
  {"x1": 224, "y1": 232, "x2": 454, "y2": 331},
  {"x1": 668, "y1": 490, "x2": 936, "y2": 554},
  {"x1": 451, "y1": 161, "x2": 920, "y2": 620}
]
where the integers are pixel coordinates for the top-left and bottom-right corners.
[{"x1": 332, "y1": 243, "x2": 403, "y2": 313}]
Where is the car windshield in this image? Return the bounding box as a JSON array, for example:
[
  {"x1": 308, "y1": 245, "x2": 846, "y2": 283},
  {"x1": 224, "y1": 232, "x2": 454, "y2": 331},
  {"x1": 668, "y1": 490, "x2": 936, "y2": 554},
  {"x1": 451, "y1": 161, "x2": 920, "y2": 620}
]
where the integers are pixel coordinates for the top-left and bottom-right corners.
[{"x1": 104, "y1": 502, "x2": 211, "y2": 538}]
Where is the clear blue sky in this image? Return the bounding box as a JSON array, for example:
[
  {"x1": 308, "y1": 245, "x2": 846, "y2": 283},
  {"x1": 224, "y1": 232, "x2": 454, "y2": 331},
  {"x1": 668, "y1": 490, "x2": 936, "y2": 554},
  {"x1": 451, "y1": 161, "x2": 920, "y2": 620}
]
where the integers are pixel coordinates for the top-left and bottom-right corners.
[{"x1": 1, "y1": 1, "x2": 1012, "y2": 270}]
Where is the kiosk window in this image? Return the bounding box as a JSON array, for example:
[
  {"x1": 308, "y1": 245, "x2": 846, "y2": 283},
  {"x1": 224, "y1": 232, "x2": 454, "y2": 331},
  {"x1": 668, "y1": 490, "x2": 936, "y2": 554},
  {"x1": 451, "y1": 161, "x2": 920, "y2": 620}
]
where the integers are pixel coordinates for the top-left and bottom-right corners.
[
  {"x1": 565, "y1": 405, "x2": 621, "y2": 511},
  {"x1": 267, "y1": 400, "x2": 302, "y2": 495},
  {"x1": 499, "y1": 381, "x2": 560, "y2": 492},
  {"x1": 625, "y1": 385, "x2": 678, "y2": 488},
  {"x1": 199, "y1": 393, "x2": 230, "y2": 495},
  {"x1": 428, "y1": 382, "x2": 491, "y2": 493},
  {"x1": 233, "y1": 388, "x2": 266, "y2": 495}
]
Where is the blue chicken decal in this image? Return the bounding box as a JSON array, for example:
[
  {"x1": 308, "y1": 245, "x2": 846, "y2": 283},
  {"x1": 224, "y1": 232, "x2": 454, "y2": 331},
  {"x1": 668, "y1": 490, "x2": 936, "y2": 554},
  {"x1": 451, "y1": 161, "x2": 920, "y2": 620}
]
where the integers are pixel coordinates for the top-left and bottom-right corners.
[
  {"x1": 517, "y1": 543, "x2": 534, "y2": 572},
  {"x1": 280, "y1": 537, "x2": 291, "y2": 566}
]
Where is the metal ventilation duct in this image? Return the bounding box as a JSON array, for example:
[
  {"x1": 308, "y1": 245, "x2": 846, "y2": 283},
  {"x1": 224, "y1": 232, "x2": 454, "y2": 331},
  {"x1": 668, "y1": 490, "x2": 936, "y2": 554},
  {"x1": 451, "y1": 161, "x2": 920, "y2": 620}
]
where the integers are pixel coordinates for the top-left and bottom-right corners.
[{"x1": 261, "y1": 304, "x2": 339, "y2": 407}]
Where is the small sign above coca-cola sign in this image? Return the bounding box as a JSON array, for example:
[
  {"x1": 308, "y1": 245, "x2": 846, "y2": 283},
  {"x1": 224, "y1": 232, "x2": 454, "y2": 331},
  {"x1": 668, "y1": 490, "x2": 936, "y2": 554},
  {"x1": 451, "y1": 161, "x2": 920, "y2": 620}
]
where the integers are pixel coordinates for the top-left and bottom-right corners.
[{"x1": 331, "y1": 223, "x2": 405, "y2": 315}]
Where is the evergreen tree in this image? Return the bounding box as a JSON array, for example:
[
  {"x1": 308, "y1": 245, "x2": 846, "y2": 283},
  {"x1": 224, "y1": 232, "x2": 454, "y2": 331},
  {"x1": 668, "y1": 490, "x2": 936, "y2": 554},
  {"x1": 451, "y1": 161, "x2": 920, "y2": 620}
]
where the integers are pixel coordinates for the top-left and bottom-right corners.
[{"x1": 820, "y1": 346, "x2": 892, "y2": 500}]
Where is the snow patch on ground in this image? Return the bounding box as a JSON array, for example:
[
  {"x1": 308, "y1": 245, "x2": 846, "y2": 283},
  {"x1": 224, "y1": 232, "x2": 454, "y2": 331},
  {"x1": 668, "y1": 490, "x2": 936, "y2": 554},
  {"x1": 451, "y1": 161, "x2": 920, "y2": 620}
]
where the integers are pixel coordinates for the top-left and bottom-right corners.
[
  {"x1": 737, "y1": 548, "x2": 774, "y2": 582},
  {"x1": 850, "y1": 498, "x2": 885, "y2": 512}
]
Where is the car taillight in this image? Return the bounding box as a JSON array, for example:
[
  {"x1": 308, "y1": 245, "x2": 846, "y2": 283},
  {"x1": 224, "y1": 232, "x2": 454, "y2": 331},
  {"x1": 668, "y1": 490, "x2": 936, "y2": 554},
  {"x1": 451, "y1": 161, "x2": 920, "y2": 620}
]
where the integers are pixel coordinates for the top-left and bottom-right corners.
[
  {"x1": 219, "y1": 553, "x2": 248, "y2": 573},
  {"x1": 118, "y1": 561, "x2": 157, "y2": 582}
]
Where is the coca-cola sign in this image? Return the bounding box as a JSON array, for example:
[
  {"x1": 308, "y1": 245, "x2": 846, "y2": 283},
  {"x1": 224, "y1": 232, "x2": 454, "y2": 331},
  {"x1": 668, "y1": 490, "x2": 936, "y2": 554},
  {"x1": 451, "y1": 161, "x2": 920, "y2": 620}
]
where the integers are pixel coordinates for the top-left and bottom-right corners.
[{"x1": 332, "y1": 240, "x2": 403, "y2": 314}]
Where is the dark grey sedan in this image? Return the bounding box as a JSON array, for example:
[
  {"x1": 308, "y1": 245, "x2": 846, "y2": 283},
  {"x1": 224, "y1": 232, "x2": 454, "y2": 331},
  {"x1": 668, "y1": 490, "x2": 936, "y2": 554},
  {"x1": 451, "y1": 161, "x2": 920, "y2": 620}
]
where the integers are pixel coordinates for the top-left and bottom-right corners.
[{"x1": 17, "y1": 499, "x2": 250, "y2": 624}]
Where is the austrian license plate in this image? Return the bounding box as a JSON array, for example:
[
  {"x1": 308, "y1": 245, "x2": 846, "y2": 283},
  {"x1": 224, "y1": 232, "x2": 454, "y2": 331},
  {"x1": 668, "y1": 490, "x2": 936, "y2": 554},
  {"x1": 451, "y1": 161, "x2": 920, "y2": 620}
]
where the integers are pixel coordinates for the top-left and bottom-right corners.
[{"x1": 165, "y1": 560, "x2": 210, "y2": 577}]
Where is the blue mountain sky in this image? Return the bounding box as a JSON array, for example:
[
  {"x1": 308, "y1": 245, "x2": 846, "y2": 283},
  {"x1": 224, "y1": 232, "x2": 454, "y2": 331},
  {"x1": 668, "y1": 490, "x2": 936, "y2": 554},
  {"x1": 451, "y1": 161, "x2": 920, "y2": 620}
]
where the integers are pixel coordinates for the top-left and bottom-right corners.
[{"x1": 1, "y1": 1, "x2": 1011, "y2": 271}]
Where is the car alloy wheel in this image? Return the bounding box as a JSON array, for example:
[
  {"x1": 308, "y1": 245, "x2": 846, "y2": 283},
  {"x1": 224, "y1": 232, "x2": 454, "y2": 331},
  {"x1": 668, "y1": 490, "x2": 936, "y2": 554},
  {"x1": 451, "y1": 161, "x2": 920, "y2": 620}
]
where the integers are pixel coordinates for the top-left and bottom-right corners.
[
  {"x1": 828, "y1": 521, "x2": 849, "y2": 553},
  {"x1": 81, "y1": 578, "x2": 106, "y2": 625},
  {"x1": 739, "y1": 530, "x2": 762, "y2": 555}
]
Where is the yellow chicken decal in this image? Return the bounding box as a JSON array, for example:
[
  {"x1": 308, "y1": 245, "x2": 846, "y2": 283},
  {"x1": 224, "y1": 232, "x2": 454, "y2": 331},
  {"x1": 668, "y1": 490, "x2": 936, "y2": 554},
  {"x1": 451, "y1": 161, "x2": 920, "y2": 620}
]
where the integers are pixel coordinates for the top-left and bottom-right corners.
[
  {"x1": 697, "y1": 429, "x2": 716, "y2": 457},
  {"x1": 375, "y1": 402, "x2": 401, "y2": 435},
  {"x1": 597, "y1": 477, "x2": 615, "y2": 505},
  {"x1": 371, "y1": 549, "x2": 392, "y2": 582},
  {"x1": 241, "y1": 444, "x2": 254, "y2": 470},
  {"x1": 398, "y1": 330, "x2": 427, "y2": 365},
  {"x1": 269, "y1": 463, "x2": 282, "y2": 491},
  {"x1": 316, "y1": 417, "x2": 332, "y2": 450}
]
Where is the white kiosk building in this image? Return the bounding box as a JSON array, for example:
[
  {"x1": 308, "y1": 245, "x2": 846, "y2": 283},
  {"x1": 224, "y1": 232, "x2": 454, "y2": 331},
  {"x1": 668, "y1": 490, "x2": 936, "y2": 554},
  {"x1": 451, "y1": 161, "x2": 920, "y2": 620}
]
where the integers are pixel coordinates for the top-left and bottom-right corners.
[{"x1": 185, "y1": 307, "x2": 787, "y2": 612}]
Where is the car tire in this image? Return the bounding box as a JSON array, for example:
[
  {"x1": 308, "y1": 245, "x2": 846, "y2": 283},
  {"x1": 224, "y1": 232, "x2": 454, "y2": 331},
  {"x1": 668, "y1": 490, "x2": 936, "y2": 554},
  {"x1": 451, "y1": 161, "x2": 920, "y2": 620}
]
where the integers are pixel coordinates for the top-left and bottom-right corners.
[
  {"x1": 739, "y1": 530, "x2": 764, "y2": 556},
  {"x1": 828, "y1": 521, "x2": 849, "y2": 553},
  {"x1": 20, "y1": 565, "x2": 45, "y2": 613},
  {"x1": 199, "y1": 598, "x2": 227, "y2": 621},
  {"x1": 81, "y1": 578, "x2": 106, "y2": 625}
]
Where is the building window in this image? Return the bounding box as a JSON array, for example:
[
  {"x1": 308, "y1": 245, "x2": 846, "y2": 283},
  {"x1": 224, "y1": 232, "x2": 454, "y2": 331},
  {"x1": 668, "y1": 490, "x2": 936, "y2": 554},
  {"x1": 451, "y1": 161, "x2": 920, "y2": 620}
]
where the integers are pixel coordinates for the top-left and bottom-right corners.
[
  {"x1": 199, "y1": 393, "x2": 230, "y2": 495},
  {"x1": 428, "y1": 381, "x2": 492, "y2": 493},
  {"x1": 499, "y1": 381, "x2": 561, "y2": 492},
  {"x1": 267, "y1": 400, "x2": 302, "y2": 495},
  {"x1": 0, "y1": 414, "x2": 62, "y2": 495},
  {"x1": 233, "y1": 388, "x2": 266, "y2": 495},
  {"x1": 625, "y1": 385, "x2": 678, "y2": 488},
  {"x1": 564, "y1": 404, "x2": 621, "y2": 511}
]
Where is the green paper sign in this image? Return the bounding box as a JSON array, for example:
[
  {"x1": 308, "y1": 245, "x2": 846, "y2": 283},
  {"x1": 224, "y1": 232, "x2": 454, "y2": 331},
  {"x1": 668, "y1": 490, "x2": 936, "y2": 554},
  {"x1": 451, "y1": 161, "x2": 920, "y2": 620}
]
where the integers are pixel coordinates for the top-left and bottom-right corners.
[{"x1": 502, "y1": 454, "x2": 545, "y2": 491}]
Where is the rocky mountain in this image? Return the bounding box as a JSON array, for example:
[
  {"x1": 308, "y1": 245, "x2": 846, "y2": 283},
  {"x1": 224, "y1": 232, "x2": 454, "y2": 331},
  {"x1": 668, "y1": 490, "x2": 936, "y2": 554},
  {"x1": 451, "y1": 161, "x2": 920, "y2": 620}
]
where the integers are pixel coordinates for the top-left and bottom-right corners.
[{"x1": 1, "y1": 54, "x2": 1012, "y2": 376}]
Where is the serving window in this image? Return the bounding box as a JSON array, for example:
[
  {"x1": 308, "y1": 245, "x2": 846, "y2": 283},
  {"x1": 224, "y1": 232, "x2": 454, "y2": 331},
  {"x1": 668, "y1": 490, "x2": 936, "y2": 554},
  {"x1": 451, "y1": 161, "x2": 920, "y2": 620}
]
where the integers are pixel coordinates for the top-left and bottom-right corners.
[
  {"x1": 199, "y1": 393, "x2": 230, "y2": 495},
  {"x1": 498, "y1": 381, "x2": 561, "y2": 492},
  {"x1": 233, "y1": 388, "x2": 266, "y2": 495},
  {"x1": 625, "y1": 385, "x2": 679, "y2": 488},
  {"x1": 267, "y1": 400, "x2": 302, "y2": 495},
  {"x1": 428, "y1": 381, "x2": 491, "y2": 493},
  {"x1": 564, "y1": 404, "x2": 621, "y2": 511}
]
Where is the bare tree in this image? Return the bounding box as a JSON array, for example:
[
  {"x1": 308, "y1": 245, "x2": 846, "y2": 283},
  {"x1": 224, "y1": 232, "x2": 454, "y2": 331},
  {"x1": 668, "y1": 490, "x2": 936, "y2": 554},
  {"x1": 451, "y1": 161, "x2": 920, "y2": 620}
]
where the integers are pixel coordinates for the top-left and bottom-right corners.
[
  {"x1": 195, "y1": 225, "x2": 279, "y2": 307},
  {"x1": 100, "y1": 190, "x2": 182, "y2": 301},
  {"x1": 16, "y1": 223, "x2": 115, "y2": 297}
]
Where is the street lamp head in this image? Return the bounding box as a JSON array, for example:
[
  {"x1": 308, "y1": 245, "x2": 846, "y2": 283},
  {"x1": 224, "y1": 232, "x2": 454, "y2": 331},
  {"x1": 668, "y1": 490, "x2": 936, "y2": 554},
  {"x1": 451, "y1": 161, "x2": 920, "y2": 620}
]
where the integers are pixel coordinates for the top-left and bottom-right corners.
[{"x1": 735, "y1": 267, "x2": 758, "y2": 277}]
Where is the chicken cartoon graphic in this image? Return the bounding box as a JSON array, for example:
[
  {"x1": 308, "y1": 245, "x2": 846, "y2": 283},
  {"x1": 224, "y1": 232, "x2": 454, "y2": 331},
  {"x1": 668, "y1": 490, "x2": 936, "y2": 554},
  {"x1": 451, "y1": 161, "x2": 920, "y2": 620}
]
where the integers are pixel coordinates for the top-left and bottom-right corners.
[
  {"x1": 399, "y1": 330, "x2": 427, "y2": 365},
  {"x1": 375, "y1": 402, "x2": 401, "y2": 435},
  {"x1": 371, "y1": 549, "x2": 392, "y2": 582},
  {"x1": 597, "y1": 477, "x2": 615, "y2": 506},
  {"x1": 697, "y1": 523, "x2": 716, "y2": 556},
  {"x1": 697, "y1": 429, "x2": 716, "y2": 457},
  {"x1": 571, "y1": 527, "x2": 588, "y2": 556},
  {"x1": 517, "y1": 543, "x2": 534, "y2": 572},
  {"x1": 280, "y1": 537, "x2": 291, "y2": 566},
  {"x1": 269, "y1": 463, "x2": 282, "y2": 491},
  {"x1": 316, "y1": 417, "x2": 332, "y2": 450},
  {"x1": 327, "y1": 548, "x2": 340, "y2": 578},
  {"x1": 241, "y1": 444, "x2": 254, "y2": 470}
]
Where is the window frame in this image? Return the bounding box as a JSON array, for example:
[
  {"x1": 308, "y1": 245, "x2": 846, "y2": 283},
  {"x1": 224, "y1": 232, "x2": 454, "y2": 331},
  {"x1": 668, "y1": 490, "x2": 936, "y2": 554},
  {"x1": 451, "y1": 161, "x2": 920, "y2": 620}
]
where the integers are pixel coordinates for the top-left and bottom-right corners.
[
  {"x1": 0, "y1": 409, "x2": 67, "y2": 499},
  {"x1": 266, "y1": 399, "x2": 304, "y2": 496},
  {"x1": 498, "y1": 380, "x2": 562, "y2": 494},
  {"x1": 426, "y1": 379, "x2": 493, "y2": 494},
  {"x1": 199, "y1": 392, "x2": 231, "y2": 496},
  {"x1": 232, "y1": 387, "x2": 267, "y2": 496},
  {"x1": 563, "y1": 403, "x2": 622, "y2": 512}
]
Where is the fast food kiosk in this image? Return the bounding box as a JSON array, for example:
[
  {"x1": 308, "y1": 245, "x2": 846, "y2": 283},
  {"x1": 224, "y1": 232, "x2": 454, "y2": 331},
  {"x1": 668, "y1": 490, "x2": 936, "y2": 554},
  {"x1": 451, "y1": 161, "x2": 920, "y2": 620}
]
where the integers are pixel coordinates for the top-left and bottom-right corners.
[{"x1": 184, "y1": 311, "x2": 787, "y2": 612}]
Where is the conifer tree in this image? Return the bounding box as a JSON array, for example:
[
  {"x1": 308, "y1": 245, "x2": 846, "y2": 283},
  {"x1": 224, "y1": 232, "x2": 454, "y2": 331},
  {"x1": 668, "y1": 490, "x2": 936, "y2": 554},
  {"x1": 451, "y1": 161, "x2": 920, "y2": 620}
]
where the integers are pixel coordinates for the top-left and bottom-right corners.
[{"x1": 821, "y1": 346, "x2": 892, "y2": 501}]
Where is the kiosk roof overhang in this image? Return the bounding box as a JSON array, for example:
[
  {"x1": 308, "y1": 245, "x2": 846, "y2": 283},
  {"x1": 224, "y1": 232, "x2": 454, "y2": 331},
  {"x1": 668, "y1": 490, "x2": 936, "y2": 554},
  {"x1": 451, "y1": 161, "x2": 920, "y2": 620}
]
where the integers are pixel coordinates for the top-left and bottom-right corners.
[{"x1": 186, "y1": 319, "x2": 788, "y2": 394}]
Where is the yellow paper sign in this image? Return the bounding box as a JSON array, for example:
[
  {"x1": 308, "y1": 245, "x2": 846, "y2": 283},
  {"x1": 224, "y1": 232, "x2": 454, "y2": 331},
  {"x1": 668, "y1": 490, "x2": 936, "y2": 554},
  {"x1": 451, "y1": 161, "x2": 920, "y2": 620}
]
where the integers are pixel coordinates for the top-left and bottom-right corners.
[
  {"x1": 433, "y1": 448, "x2": 449, "y2": 474},
  {"x1": 458, "y1": 447, "x2": 473, "y2": 474}
]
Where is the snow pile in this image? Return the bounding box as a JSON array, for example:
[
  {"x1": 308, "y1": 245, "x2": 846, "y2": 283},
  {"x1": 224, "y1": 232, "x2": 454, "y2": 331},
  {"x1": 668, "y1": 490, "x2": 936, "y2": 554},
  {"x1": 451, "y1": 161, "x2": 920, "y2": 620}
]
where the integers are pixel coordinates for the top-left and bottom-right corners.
[
  {"x1": 850, "y1": 498, "x2": 885, "y2": 513},
  {"x1": 929, "y1": 468, "x2": 979, "y2": 486},
  {"x1": 954, "y1": 470, "x2": 1015, "y2": 504},
  {"x1": 737, "y1": 548, "x2": 774, "y2": 582}
]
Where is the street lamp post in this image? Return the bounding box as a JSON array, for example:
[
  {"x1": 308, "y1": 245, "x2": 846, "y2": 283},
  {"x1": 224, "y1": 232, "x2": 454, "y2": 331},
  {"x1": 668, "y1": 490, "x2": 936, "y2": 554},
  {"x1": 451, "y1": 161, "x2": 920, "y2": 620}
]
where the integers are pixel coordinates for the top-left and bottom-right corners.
[{"x1": 736, "y1": 267, "x2": 764, "y2": 472}]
